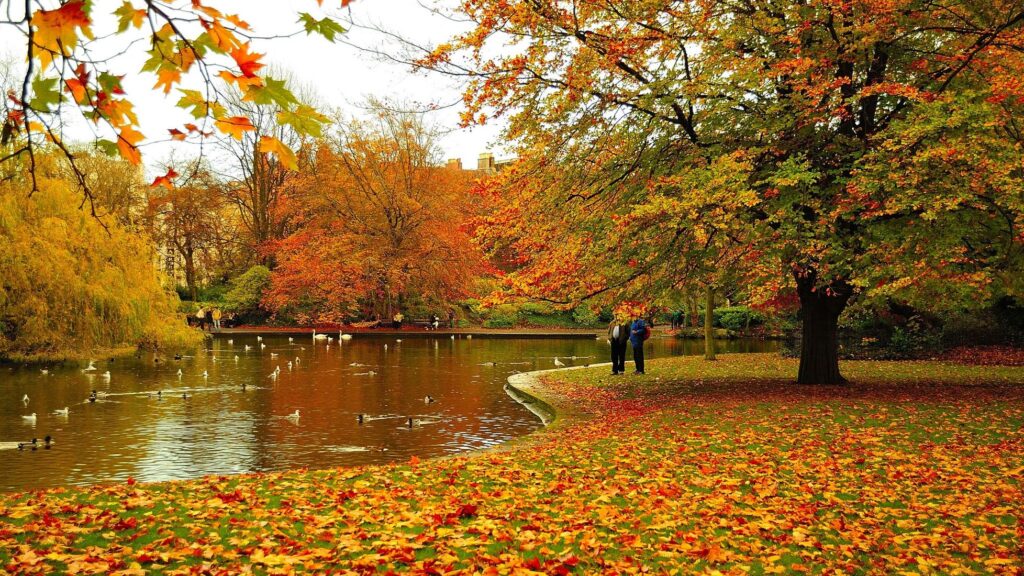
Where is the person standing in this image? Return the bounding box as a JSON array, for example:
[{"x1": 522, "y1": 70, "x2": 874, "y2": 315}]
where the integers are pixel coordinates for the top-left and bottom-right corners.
[
  {"x1": 196, "y1": 306, "x2": 207, "y2": 331},
  {"x1": 212, "y1": 308, "x2": 222, "y2": 331},
  {"x1": 447, "y1": 308, "x2": 457, "y2": 329},
  {"x1": 630, "y1": 315, "x2": 648, "y2": 374},
  {"x1": 607, "y1": 318, "x2": 630, "y2": 375}
]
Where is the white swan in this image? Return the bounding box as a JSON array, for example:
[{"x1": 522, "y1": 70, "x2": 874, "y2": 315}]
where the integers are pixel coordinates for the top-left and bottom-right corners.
[
  {"x1": 313, "y1": 333, "x2": 328, "y2": 341},
  {"x1": 53, "y1": 407, "x2": 69, "y2": 417},
  {"x1": 340, "y1": 333, "x2": 353, "y2": 341}
]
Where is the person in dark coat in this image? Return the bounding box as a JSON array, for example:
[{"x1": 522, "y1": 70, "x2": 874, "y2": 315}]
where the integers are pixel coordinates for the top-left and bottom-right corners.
[
  {"x1": 607, "y1": 318, "x2": 630, "y2": 375},
  {"x1": 630, "y1": 315, "x2": 648, "y2": 374}
]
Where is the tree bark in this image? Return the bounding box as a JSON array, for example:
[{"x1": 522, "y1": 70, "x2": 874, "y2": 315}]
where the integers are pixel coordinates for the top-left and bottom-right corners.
[
  {"x1": 704, "y1": 285, "x2": 716, "y2": 361},
  {"x1": 794, "y1": 268, "x2": 852, "y2": 384}
]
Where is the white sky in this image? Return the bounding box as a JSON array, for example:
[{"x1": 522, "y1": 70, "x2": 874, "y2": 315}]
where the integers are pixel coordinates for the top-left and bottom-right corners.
[{"x1": 1, "y1": 0, "x2": 507, "y2": 176}]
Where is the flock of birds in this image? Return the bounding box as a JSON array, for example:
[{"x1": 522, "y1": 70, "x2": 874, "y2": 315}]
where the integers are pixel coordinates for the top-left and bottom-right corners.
[{"x1": 11, "y1": 330, "x2": 595, "y2": 455}]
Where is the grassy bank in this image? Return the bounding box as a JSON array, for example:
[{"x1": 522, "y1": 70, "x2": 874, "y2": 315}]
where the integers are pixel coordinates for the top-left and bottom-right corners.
[{"x1": 2, "y1": 354, "x2": 1023, "y2": 574}]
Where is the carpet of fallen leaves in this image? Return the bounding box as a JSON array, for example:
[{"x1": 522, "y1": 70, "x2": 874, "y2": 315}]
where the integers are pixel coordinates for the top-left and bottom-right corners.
[
  {"x1": 2, "y1": 354, "x2": 1024, "y2": 575},
  {"x1": 938, "y1": 346, "x2": 1024, "y2": 367}
]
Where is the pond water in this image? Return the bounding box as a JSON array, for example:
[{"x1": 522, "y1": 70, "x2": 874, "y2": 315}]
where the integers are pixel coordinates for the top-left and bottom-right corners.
[{"x1": 0, "y1": 334, "x2": 777, "y2": 492}]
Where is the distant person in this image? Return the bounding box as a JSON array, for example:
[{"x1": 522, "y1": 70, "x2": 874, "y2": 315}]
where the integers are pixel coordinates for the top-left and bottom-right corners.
[
  {"x1": 630, "y1": 315, "x2": 649, "y2": 374},
  {"x1": 607, "y1": 318, "x2": 630, "y2": 375},
  {"x1": 196, "y1": 306, "x2": 207, "y2": 331},
  {"x1": 212, "y1": 308, "x2": 222, "y2": 331},
  {"x1": 393, "y1": 311, "x2": 404, "y2": 329},
  {"x1": 431, "y1": 314, "x2": 440, "y2": 330},
  {"x1": 447, "y1": 308, "x2": 456, "y2": 329}
]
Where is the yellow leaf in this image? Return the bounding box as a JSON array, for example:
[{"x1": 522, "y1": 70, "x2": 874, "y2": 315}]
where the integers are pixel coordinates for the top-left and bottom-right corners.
[
  {"x1": 258, "y1": 136, "x2": 298, "y2": 170},
  {"x1": 215, "y1": 116, "x2": 255, "y2": 140}
]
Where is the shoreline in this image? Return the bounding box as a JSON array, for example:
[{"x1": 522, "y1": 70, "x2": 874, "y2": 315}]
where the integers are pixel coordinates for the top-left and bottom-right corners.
[{"x1": 212, "y1": 327, "x2": 603, "y2": 339}]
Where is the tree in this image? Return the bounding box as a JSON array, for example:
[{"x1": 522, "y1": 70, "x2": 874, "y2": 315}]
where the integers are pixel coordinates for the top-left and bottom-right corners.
[
  {"x1": 423, "y1": 0, "x2": 1024, "y2": 384},
  {"x1": 0, "y1": 154, "x2": 200, "y2": 359},
  {"x1": 145, "y1": 163, "x2": 234, "y2": 300},
  {"x1": 217, "y1": 71, "x2": 327, "y2": 262},
  {"x1": 264, "y1": 103, "x2": 487, "y2": 322},
  {"x1": 0, "y1": 0, "x2": 346, "y2": 202}
]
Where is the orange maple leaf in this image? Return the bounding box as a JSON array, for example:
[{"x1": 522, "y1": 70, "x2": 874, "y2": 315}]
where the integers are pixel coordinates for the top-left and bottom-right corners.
[
  {"x1": 230, "y1": 46, "x2": 265, "y2": 78},
  {"x1": 151, "y1": 168, "x2": 178, "y2": 189},
  {"x1": 117, "y1": 126, "x2": 144, "y2": 165},
  {"x1": 259, "y1": 136, "x2": 298, "y2": 170},
  {"x1": 215, "y1": 116, "x2": 255, "y2": 140}
]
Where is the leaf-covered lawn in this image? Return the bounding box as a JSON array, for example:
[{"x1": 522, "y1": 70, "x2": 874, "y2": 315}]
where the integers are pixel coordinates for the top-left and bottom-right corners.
[{"x1": 2, "y1": 354, "x2": 1023, "y2": 575}]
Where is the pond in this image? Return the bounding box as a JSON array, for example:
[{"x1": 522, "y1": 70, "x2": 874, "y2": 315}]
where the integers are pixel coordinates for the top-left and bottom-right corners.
[{"x1": 0, "y1": 334, "x2": 778, "y2": 492}]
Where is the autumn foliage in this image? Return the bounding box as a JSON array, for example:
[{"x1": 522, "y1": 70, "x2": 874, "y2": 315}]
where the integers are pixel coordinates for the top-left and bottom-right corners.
[{"x1": 264, "y1": 106, "x2": 489, "y2": 322}]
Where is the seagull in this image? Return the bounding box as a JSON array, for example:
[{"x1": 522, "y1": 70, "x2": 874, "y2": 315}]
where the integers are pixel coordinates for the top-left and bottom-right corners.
[
  {"x1": 82, "y1": 360, "x2": 97, "y2": 372},
  {"x1": 212, "y1": 356, "x2": 217, "y2": 363},
  {"x1": 177, "y1": 369, "x2": 183, "y2": 377},
  {"x1": 21, "y1": 413, "x2": 36, "y2": 423},
  {"x1": 288, "y1": 337, "x2": 294, "y2": 342},
  {"x1": 554, "y1": 357, "x2": 566, "y2": 367},
  {"x1": 39, "y1": 369, "x2": 49, "y2": 375},
  {"x1": 396, "y1": 339, "x2": 402, "y2": 343},
  {"x1": 269, "y1": 371, "x2": 278, "y2": 381},
  {"x1": 257, "y1": 336, "x2": 263, "y2": 342},
  {"x1": 424, "y1": 395, "x2": 435, "y2": 404},
  {"x1": 285, "y1": 410, "x2": 300, "y2": 421},
  {"x1": 53, "y1": 407, "x2": 69, "y2": 416},
  {"x1": 260, "y1": 343, "x2": 266, "y2": 350},
  {"x1": 270, "y1": 352, "x2": 279, "y2": 358},
  {"x1": 294, "y1": 356, "x2": 300, "y2": 364},
  {"x1": 22, "y1": 394, "x2": 29, "y2": 404},
  {"x1": 287, "y1": 361, "x2": 293, "y2": 370},
  {"x1": 384, "y1": 344, "x2": 388, "y2": 351},
  {"x1": 450, "y1": 335, "x2": 455, "y2": 340},
  {"x1": 244, "y1": 345, "x2": 252, "y2": 351},
  {"x1": 228, "y1": 339, "x2": 234, "y2": 345},
  {"x1": 234, "y1": 355, "x2": 239, "y2": 362},
  {"x1": 202, "y1": 371, "x2": 209, "y2": 379},
  {"x1": 466, "y1": 335, "x2": 472, "y2": 340},
  {"x1": 102, "y1": 371, "x2": 111, "y2": 380},
  {"x1": 275, "y1": 366, "x2": 281, "y2": 375}
]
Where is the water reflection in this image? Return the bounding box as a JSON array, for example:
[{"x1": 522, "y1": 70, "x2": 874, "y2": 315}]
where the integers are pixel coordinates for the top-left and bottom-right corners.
[{"x1": 0, "y1": 335, "x2": 777, "y2": 491}]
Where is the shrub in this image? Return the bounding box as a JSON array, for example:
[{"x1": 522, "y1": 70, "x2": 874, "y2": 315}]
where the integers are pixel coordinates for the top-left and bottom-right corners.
[
  {"x1": 483, "y1": 304, "x2": 519, "y2": 328},
  {"x1": 223, "y1": 265, "x2": 272, "y2": 317},
  {"x1": 571, "y1": 305, "x2": 600, "y2": 326},
  {"x1": 714, "y1": 306, "x2": 765, "y2": 331}
]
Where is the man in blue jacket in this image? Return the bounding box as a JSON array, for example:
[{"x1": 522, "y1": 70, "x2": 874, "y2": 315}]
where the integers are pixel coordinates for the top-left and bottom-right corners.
[{"x1": 630, "y1": 316, "x2": 647, "y2": 374}]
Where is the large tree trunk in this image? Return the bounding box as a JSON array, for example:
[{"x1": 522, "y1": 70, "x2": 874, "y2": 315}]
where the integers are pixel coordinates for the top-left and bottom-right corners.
[
  {"x1": 687, "y1": 293, "x2": 700, "y2": 328},
  {"x1": 794, "y1": 268, "x2": 852, "y2": 385},
  {"x1": 704, "y1": 285, "x2": 716, "y2": 361}
]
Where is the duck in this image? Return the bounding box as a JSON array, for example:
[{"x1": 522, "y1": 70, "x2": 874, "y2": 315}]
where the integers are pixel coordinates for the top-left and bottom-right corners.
[
  {"x1": 88, "y1": 390, "x2": 98, "y2": 403},
  {"x1": 82, "y1": 360, "x2": 97, "y2": 372},
  {"x1": 241, "y1": 382, "x2": 247, "y2": 391},
  {"x1": 17, "y1": 437, "x2": 44, "y2": 451},
  {"x1": 53, "y1": 407, "x2": 69, "y2": 416},
  {"x1": 424, "y1": 395, "x2": 435, "y2": 404},
  {"x1": 174, "y1": 354, "x2": 183, "y2": 360},
  {"x1": 182, "y1": 392, "x2": 189, "y2": 399},
  {"x1": 554, "y1": 357, "x2": 566, "y2": 367},
  {"x1": 406, "y1": 417, "x2": 414, "y2": 428},
  {"x1": 21, "y1": 413, "x2": 36, "y2": 423},
  {"x1": 357, "y1": 414, "x2": 365, "y2": 424}
]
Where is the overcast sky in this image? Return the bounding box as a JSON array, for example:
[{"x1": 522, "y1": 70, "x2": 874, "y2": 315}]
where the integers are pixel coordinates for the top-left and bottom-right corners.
[{"x1": 1, "y1": 0, "x2": 507, "y2": 176}]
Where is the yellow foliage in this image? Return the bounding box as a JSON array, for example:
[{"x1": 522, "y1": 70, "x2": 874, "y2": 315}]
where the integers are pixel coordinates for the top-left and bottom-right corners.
[{"x1": 0, "y1": 174, "x2": 201, "y2": 359}]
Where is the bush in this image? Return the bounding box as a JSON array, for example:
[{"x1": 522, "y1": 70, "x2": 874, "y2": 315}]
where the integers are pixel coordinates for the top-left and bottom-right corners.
[
  {"x1": 571, "y1": 305, "x2": 600, "y2": 327},
  {"x1": 714, "y1": 306, "x2": 764, "y2": 331},
  {"x1": 223, "y1": 265, "x2": 272, "y2": 318},
  {"x1": 483, "y1": 304, "x2": 519, "y2": 328}
]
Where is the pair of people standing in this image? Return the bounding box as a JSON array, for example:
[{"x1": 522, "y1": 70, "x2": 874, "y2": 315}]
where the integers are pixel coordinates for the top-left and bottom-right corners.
[{"x1": 608, "y1": 316, "x2": 648, "y2": 375}]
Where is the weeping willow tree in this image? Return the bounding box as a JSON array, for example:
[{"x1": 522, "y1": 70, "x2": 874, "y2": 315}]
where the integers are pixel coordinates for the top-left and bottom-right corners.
[{"x1": 0, "y1": 165, "x2": 202, "y2": 360}]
